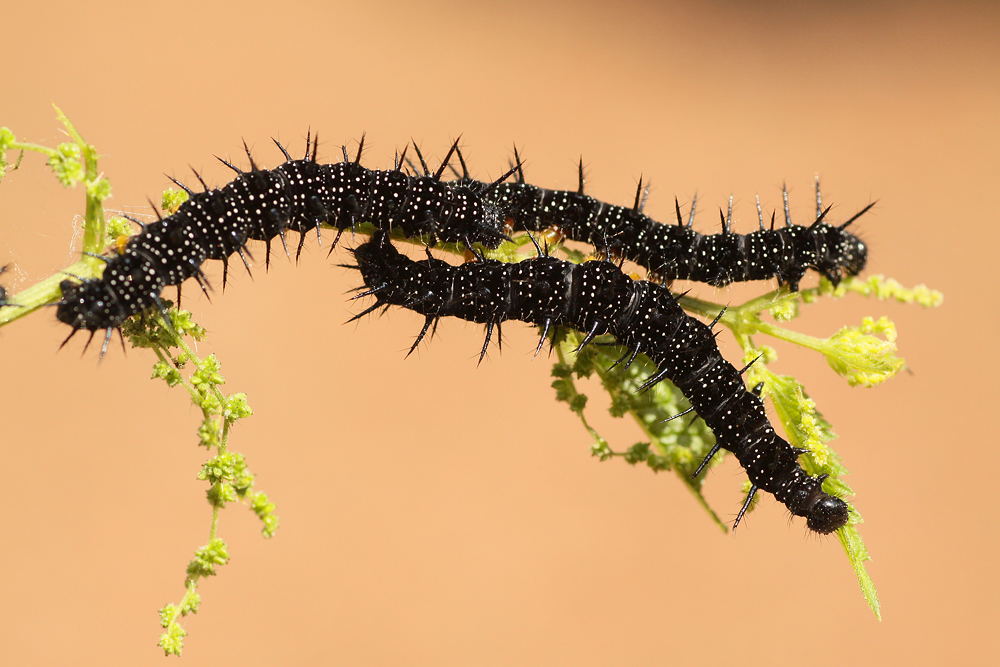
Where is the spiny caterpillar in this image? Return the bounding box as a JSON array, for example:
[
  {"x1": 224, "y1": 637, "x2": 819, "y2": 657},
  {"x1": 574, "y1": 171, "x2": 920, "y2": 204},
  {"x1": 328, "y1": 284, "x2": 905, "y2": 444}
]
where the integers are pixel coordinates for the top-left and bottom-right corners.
[
  {"x1": 349, "y1": 230, "x2": 850, "y2": 533},
  {"x1": 451, "y1": 151, "x2": 872, "y2": 291},
  {"x1": 55, "y1": 136, "x2": 515, "y2": 353}
]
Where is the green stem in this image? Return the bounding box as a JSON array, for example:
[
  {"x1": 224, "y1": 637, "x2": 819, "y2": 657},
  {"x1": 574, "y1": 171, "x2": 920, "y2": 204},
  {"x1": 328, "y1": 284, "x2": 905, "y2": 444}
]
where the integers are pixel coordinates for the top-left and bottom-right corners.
[
  {"x1": 209, "y1": 506, "x2": 220, "y2": 542},
  {"x1": 7, "y1": 141, "x2": 58, "y2": 158},
  {"x1": 749, "y1": 318, "x2": 829, "y2": 353},
  {"x1": 53, "y1": 105, "x2": 105, "y2": 253},
  {"x1": 677, "y1": 292, "x2": 830, "y2": 356},
  {"x1": 676, "y1": 294, "x2": 731, "y2": 324},
  {"x1": 0, "y1": 108, "x2": 107, "y2": 327},
  {"x1": 219, "y1": 419, "x2": 230, "y2": 455}
]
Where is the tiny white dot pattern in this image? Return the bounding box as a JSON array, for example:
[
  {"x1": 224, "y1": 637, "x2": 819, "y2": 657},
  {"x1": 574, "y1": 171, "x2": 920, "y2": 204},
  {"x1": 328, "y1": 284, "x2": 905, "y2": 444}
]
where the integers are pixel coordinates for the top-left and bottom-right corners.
[
  {"x1": 481, "y1": 179, "x2": 869, "y2": 291},
  {"x1": 57, "y1": 144, "x2": 507, "y2": 331},
  {"x1": 352, "y1": 231, "x2": 850, "y2": 534}
]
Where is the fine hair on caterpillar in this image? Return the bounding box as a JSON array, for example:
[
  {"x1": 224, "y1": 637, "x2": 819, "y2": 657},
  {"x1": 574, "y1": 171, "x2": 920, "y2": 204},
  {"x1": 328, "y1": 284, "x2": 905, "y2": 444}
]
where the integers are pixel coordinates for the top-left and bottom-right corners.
[{"x1": 349, "y1": 230, "x2": 850, "y2": 534}]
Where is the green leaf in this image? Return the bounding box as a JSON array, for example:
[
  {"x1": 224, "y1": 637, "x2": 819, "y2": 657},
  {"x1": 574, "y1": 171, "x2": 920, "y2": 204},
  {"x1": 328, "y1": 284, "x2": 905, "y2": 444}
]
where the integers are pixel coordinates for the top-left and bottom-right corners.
[
  {"x1": 48, "y1": 142, "x2": 84, "y2": 187},
  {"x1": 823, "y1": 316, "x2": 905, "y2": 387}
]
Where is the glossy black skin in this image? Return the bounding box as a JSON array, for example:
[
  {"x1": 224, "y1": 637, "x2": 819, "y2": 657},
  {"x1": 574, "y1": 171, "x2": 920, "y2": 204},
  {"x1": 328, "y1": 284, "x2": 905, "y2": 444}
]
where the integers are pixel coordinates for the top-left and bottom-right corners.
[
  {"x1": 56, "y1": 156, "x2": 507, "y2": 331},
  {"x1": 352, "y1": 231, "x2": 850, "y2": 534},
  {"x1": 480, "y1": 181, "x2": 868, "y2": 291}
]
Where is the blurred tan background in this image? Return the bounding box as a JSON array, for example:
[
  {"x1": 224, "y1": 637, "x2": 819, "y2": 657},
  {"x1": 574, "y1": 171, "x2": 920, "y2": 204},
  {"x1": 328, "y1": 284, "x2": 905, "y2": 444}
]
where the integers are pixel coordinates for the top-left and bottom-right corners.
[{"x1": 1, "y1": 0, "x2": 996, "y2": 664}]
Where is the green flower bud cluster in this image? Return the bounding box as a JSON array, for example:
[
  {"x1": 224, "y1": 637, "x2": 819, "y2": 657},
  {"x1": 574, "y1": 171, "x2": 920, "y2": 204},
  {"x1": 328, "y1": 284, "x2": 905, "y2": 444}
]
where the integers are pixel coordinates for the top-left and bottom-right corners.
[
  {"x1": 158, "y1": 535, "x2": 228, "y2": 656},
  {"x1": 161, "y1": 187, "x2": 189, "y2": 214},
  {"x1": 122, "y1": 300, "x2": 276, "y2": 655},
  {"x1": 811, "y1": 274, "x2": 943, "y2": 308},
  {"x1": 158, "y1": 582, "x2": 203, "y2": 654},
  {"x1": 104, "y1": 215, "x2": 133, "y2": 242},
  {"x1": 199, "y1": 452, "x2": 255, "y2": 507},
  {"x1": 185, "y1": 538, "x2": 231, "y2": 580},
  {"x1": 49, "y1": 142, "x2": 84, "y2": 186},
  {"x1": 0, "y1": 127, "x2": 15, "y2": 179}
]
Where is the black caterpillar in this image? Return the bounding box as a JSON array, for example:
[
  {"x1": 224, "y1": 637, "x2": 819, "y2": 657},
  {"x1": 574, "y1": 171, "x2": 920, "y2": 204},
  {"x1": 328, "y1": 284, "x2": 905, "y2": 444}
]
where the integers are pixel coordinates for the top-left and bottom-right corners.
[
  {"x1": 450, "y1": 152, "x2": 872, "y2": 291},
  {"x1": 55, "y1": 137, "x2": 515, "y2": 350},
  {"x1": 349, "y1": 230, "x2": 850, "y2": 534}
]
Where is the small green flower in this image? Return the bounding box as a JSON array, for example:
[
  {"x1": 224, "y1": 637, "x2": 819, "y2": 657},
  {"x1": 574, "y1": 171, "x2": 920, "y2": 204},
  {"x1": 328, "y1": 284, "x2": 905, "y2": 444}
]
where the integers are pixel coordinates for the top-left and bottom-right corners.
[
  {"x1": 0, "y1": 127, "x2": 15, "y2": 179},
  {"x1": 550, "y1": 362, "x2": 572, "y2": 379},
  {"x1": 755, "y1": 345, "x2": 778, "y2": 364},
  {"x1": 199, "y1": 392, "x2": 222, "y2": 415},
  {"x1": 162, "y1": 187, "x2": 189, "y2": 214},
  {"x1": 179, "y1": 589, "x2": 201, "y2": 615},
  {"x1": 105, "y1": 215, "x2": 133, "y2": 242},
  {"x1": 197, "y1": 452, "x2": 244, "y2": 485},
  {"x1": 49, "y1": 142, "x2": 84, "y2": 187},
  {"x1": 158, "y1": 622, "x2": 188, "y2": 656},
  {"x1": 623, "y1": 442, "x2": 650, "y2": 465},
  {"x1": 86, "y1": 175, "x2": 111, "y2": 202},
  {"x1": 151, "y1": 360, "x2": 183, "y2": 387},
  {"x1": 186, "y1": 538, "x2": 229, "y2": 580},
  {"x1": 192, "y1": 354, "x2": 225, "y2": 390},
  {"x1": 198, "y1": 420, "x2": 221, "y2": 449},
  {"x1": 608, "y1": 391, "x2": 632, "y2": 418},
  {"x1": 158, "y1": 604, "x2": 179, "y2": 628},
  {"x1": 0, "y1": 127, "x2": 14, "y2": 152},
  {"x1": 590, "y1": 439, "x2": 613, "y2": 461},
  {"x1": 571, "y1": 354, "x2": 596, "y2": 379},
  {"x1": 233, "y1": 470, "x2": 255, "y2": 498},
  {"x1": 768, "y1": 297, "x2": 799, "y2": 322},
  {"x1": 251, "y1": 492, "x2": 280, "y2": 538},
  {"x1": 169, "y1": 309, "x2": 207, "y2": 341},
  {"x1": 821, "y1": 274, "x2": 943, "y2": 308},
  {"x1": 206, "y1": 482, "x2": 238, "y2": 508},
  {"x1": 223, "y1": 393, "x2": 253, "y2": 421}
]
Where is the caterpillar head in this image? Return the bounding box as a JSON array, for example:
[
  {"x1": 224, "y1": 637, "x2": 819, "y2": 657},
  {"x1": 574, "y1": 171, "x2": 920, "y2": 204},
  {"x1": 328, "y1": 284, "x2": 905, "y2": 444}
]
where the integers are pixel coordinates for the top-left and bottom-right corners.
[
  {"x1": 806, "y1": 495, "x2": 851, "y2": 534},
  {"x1": 56, "y1": 279, "x2": 119, "y2": 330},
  {"x1": 836, "y1": 231, "x2": 868, "y2": 278}
]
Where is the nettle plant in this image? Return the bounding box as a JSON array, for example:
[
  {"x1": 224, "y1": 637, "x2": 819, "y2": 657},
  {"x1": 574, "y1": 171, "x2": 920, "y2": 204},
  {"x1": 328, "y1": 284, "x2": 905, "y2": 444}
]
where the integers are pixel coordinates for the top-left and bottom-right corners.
[{"x1": 0, "y1": 110, "x2": 941, "y2": 655}]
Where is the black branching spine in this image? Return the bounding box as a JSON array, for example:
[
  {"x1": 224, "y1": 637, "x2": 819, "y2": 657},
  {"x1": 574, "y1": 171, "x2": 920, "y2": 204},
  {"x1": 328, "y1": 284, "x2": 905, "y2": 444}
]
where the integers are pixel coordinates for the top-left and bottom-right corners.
[
  {"x1": 55, "y1": 138, "x2": 511, "y2": 339},
  {"x1": 468, "y1": 161, "x2": 871, "y2": 290},
  {"x1": 350, "y1": 230, "x2": 850, "y2": 533}
]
